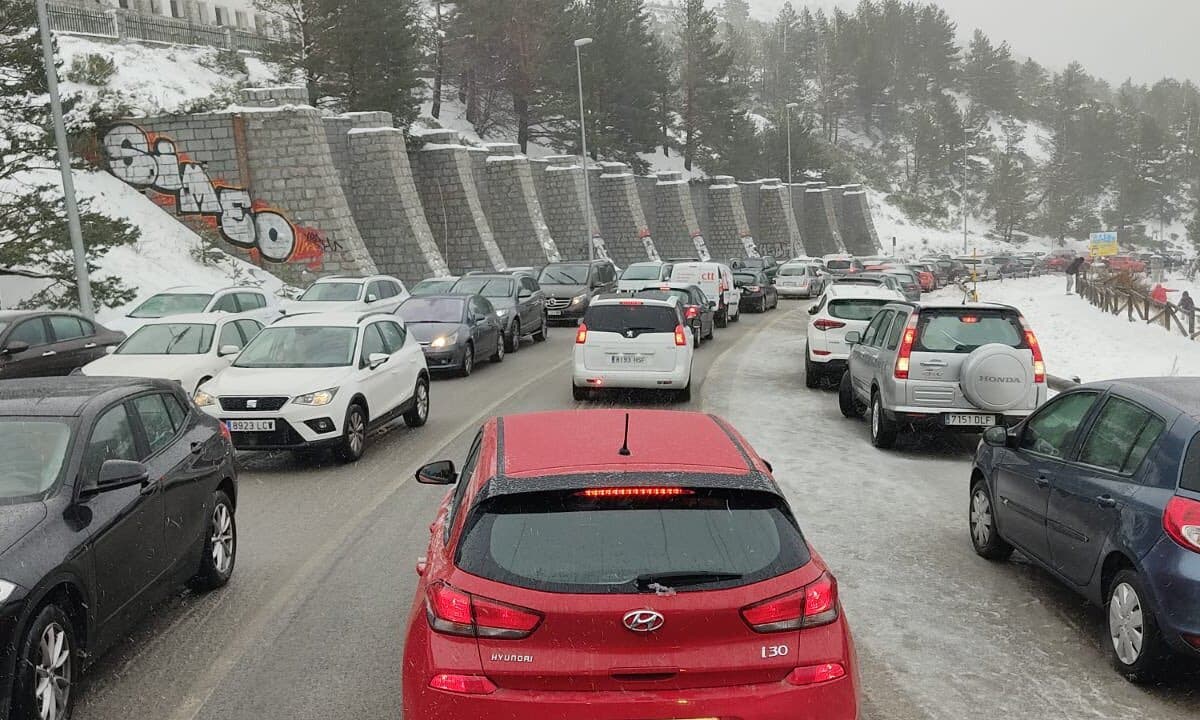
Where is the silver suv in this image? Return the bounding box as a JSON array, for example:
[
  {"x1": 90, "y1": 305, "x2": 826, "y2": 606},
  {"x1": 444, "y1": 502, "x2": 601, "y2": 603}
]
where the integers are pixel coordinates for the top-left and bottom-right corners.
[{"x1": 838, "y1": 302, "x2": 1049, "y2": 448}]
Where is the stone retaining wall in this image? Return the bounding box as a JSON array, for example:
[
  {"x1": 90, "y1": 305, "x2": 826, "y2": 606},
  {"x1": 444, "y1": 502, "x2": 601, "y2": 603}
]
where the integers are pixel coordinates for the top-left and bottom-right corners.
[
  {"x1": 597, "y1": 163, "x2": 659, "y2": 267},
  {"x1": 756, "y1": 179, "x2": 803, "y2": 259},
  {"x1": 412, "y1": 131, "x2": 505, "y2": 273},
  {"x1": 654, "y1": 171, "x2": 710, "y2": 261},
  {"x1": 483, "y1": 149, "x2": 560, "y2": 266},
  {"x1": 707, "y1": 176, "x2": 758, "y2": 259}
]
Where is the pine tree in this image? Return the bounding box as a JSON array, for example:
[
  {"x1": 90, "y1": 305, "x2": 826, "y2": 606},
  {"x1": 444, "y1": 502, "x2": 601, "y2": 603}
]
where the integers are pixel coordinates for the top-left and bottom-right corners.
[
  {"x1": 987, "y1": 121, "x2": 1035, "y2": 242},
  {"x1": 333, "y1": 0, "x2": 424, "y2": 125},
  {"x1": 676, "y1": 0, "x2": 752, "y2": 172}
]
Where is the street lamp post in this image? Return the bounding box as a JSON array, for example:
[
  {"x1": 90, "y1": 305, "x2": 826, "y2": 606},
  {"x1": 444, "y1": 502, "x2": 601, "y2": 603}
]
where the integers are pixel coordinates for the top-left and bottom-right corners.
[
  {"x1": 785, "y1": 102, "x2": 799, "y2": 185},
  {"x1": 574, "y1": 37, "x2": 594, "y2": 262},
  {"x1": 35, "y1": 0, "x2": 94, "y2": 317}
]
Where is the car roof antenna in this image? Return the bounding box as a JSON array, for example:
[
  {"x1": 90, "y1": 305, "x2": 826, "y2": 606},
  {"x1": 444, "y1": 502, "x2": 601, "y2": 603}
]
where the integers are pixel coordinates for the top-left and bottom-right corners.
[{"x1": 619, "y1": 413, "x2": 632, "y2": 456}]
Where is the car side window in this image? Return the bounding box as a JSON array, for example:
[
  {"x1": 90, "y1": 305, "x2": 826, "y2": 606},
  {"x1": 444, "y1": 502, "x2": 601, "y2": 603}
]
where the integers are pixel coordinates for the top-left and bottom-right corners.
[
  {"x1": 360, "y1": 324, "x2": 387, "y2": 364},
  {"x1": 1078, "y1": 397, "x2": 1166, "y2": 475},
  {"x1": 1020, "y1": 392, "x2": 1099, "y2": 459},
  {"x1": 48, "y1": 316, "x2": 86, "y2": 342},
  {"x1": 521, "y1": 277, "x2": 538, "y2": 293},
  {"x1": 365, "y1": 281, "x2": 383, "y2": 301},
  {"x1": 885, "y1": 312, "x2": 907, "y2": 350},
  {"x1": 218, "y1": 322, "x2": 243, "y2": 351},
  {"x1": 474, "y1": 297, "x2": 495, "y2": 317},
  {"x1": 210, "y1": 293, "x2": 240, "y2": 313},
  {"x1": 235, "y1": 292, "x2": 266, "y2": 310},
  {"x1": 377, "y1": 321, "x2": 406, "y2": 353},
  {"x1": 388, "y1": 280, "x2": 406, "y2": 297},
  {"x1": 133, "y1": 394, "x2": 178, "y2": 456},
  {"x1": 9, "y1": 318, "x2": 48, "y2": 346},
  {"x1": 445, "y1": 432, "x2": 483, "y2": 544},
  {"x1": 235, "y1": 320, "x2": 263, "y2": 345},
  {"x1": 162, "y1": 392, "x2": 187, "y2": 430},
  {"x1": 85, "y1": 404, "x2": 139, "y2": 473},
  {"x1": 862, "y1": 311, "x2": 890, "y2": 347}
]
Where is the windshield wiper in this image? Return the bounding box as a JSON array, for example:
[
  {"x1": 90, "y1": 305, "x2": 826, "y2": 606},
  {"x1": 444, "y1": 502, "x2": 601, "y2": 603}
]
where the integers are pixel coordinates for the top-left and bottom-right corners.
[{"x1": 634, "y1": 571, "x2": 743, "y2": 592}]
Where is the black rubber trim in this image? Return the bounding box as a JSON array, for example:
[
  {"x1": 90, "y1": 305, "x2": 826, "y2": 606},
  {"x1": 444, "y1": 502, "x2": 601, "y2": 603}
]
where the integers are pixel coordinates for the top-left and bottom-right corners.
[{"x1": 494, "y1": 416, "x2": 506, "y2": 477}]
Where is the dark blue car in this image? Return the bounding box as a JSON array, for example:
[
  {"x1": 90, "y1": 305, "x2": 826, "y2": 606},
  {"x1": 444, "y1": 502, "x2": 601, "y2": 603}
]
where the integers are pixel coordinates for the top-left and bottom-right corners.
[{"x1": 969, "y1": 378, "x2": 1200, "y2": 682}]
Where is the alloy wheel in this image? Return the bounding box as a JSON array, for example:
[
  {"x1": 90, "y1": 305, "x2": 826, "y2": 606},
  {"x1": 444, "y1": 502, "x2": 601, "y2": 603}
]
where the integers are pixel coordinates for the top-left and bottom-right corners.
[
  {"x1": 970, "y1": 489, "x2": 992, "y2": 547},
  {"x1": 1109, "y1": 582, "x2": 1144, "y2": 665},
  {"x1": 211, "y1": 503, "x2": 235, "y2": 575},
  {"x1": 416, "y1": 382, "x2": 429, "y2": 421},
  {"x1": 34, "y1": 623, "x2": 70, "y2": 720},
  {"x1": 871, "y1": 397, "x2": 881, "y2": 437},
  {"x1": 347, "y1": 411, "x2": 365, "y2": 456}
]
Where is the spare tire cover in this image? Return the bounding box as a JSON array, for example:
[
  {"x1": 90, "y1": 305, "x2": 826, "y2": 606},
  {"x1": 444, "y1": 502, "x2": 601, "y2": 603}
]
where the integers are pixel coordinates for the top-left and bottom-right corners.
[{"x1": 959, "y1": 343, "x2": 1033, "y2": 412}]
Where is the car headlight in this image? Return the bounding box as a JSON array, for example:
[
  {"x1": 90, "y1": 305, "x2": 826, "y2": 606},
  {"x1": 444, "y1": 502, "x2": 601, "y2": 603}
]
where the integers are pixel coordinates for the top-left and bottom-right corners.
[
  {"x1": 495, "y1": 308, "x2": 508, "y2": 317},
  {"x1": 431, "y1": 332, "x2": 458, "y2": 348},
  {"x1": 570, "y1": 293, "x2": 588, "y2": 306},
  {"x1": 194, "y1": 390, "x2": 216, "y2": 407},
  {"x1": 0, "y1": 580, "x2": 18, "y2": 604},
  {"x1": 293, "y1": 388, "x2": 338, "y2": 406}
]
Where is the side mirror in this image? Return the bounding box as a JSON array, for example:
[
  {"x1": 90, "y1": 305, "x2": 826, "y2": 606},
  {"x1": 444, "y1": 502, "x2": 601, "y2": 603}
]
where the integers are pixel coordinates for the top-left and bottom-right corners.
[
  {"x1": 982, "y1": 425, "x2": 1011, "y2": 448},
  {"x1": 519, "y1": 289, "x2": 533, "y2": 299},
  {"x1": 367, "y1": 352, "x2": 389, "y2": 369},
  {"x1": 417, "y1": 460, "x2": 457, "y2": 485},
  {"x1": 844, "y1": 331, "x2": 862, "y2": 344},
  {"x1": 807, "y1": 306, "x2": 819, "y2": 315},
  {"x1": 365, "y1": 294, "x2": 378, "y2": 304},
  {"x1": 1, "y1": 340, "x2": 30, "y2": 356},
  {"x1": 105, "y1": 345, "x2": 118, "y2": 355},
  {"x1": 83, "y1": 459, "x2": 150, "y2": 497},
  {"x1": 218, "y1": 344, "x2": 241, "y2": 357}
]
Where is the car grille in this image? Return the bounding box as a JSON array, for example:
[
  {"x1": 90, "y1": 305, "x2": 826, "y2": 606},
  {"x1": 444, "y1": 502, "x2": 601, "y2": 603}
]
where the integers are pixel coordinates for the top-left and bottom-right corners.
[
  {"x1": 219, "y1": 396, "x2": 289, "y2": 411},
  {"x1": 546, "y1": 297, "x2": 572, "y2": 310}
]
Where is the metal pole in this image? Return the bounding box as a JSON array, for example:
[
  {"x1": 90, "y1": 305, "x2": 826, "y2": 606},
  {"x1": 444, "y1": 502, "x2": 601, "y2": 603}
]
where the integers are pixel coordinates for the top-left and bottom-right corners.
[
  {"x1": 786, "y1": 110, "x2": 793, "y2": 184},
  {"x1": 962, "y1": 131, "x2": 968, "y2": 255},
  {"x1": 36, "y1": 0, "x2": 94, "y2": 318},
  {"x1": 575, "y1": 39, "x2": 594, "y2": 263}
]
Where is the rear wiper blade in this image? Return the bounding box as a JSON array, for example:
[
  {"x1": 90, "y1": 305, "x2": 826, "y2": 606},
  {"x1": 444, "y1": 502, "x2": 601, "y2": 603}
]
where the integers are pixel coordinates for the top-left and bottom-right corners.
[{"x1": 634, "y1": 571, "x2": 743, "y2": 592}]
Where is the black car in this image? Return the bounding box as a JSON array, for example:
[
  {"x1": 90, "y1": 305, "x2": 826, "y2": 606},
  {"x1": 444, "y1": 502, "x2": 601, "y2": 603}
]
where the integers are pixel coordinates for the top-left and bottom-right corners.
[
  {"x1": 730, "y1": 256, "x2": 780, "y2": 281},
  {"x1": 734, "y1": 270, "x2": 779, "y2": 312},
  {"x1": 633, "y1": 284, "x2": 715, "y2": 347},
  {"x1": 450, "y1": 274, "x2": 548, "y2": 352},
  {"x1": 0, "y1": 311, "x2": 125, "y2": 379},
  {"x1": 395, "y1": 294, "x2": 505, "y2": 376},
  {"x1": 537, "y1": 260, "x2": 619, "y2": 324},
  {"x1": 0, "y1": 377, "x2": 237, "y2": 720}
]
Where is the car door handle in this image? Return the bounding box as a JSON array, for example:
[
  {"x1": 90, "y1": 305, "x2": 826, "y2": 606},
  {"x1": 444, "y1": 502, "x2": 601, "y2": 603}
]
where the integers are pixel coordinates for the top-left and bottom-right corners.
[
  {"x1": 1034, "y1": 475, "x2": 1050, "y2": 488},
  {"x1": 41, "y1": 350, "x2": 56, "y2": 357},
  {"x1": 83, "y1": 342, "x2": 97, "y2": 349},
  {"x1": 139, "y1": 478, "x2": 159, "y2": 495},
  {"x1": 1096, "y1": 495, "x2": 1118, "y2": 509}
]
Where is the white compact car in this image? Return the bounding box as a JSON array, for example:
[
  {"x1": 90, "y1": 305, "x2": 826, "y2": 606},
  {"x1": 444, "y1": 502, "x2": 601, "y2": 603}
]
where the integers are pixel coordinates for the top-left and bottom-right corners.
[
  {"x1": 80, "y1": 313, "x2": 264, "y2": 395},
  {"x1": 804, "y1": 284, "x2": 903, "y2": 388},
  {"x1": 668, "y1": 261, "x2": 741, "y2": 326},
  {"x1": 775, "y1": 262, "x2": 828, "y2": 298},
  {"x1": 957, "y1": 257, "x2": 1001, "y2": 281},
  {"x1": 195, "y1": 311, "x2": 429, "y2": 462},
  {"x1": 107, "y1": 285, "x2": 282, "y2": 335},
  {"x1": 284, "y1": 275, "x2": 409, "y2": 316},
  {"x1": 572, "y1": 296, "x2": 694, "y2": 401},
  {"x1": 617, "y1": 261, "x2": 674, "y2": 292}
]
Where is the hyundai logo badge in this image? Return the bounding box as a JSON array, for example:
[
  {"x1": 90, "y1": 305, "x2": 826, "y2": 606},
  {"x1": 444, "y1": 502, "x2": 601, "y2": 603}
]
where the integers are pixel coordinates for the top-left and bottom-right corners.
[{"x1": 622, "y1": 609, "x2": 665, "y2": 633}]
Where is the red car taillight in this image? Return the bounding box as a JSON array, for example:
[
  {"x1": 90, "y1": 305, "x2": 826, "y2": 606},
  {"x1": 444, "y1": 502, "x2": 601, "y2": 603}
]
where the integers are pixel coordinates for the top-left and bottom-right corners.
[
  {"x1": 894, "y1": 315, "x2": 919, "y2": 379},
  {"x1": 426, "y1": 581, "x2": 542, "y2": 639},
  {"x1": 1018, "y1": 317, "x2": 1045, "y2": 383},
  {"x1": 575, "y1": 323, "x2": 588, "y2": 344},
  {"x1": 1164, "y1": 496, "x2": 1200, "y2": 554},
  {"x1": 812, "y1": 318, "x2": 845, "y2": 331},
  {"x1": 674, "y1": 324, "x2": 687, "y2": 346},
  {"x1": 429, "y1": 674, "x2": 497, "y2": 695},
  {"x1": 685, "y1": 306, "x2": 699, "y2": 319},
  {"x1": 740, "y1": 572, "x2": 839, "y2": 633}
]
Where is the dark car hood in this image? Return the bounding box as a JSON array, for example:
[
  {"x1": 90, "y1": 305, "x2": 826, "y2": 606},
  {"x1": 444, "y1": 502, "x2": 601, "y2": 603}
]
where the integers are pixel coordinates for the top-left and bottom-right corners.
[
  {"x1": 539, "y1": 283, "x2": 587, "y2": 298},
  {"x1": 405, "y1": 321, "x2": 465, "y2": 343},
  {"x1": 0, "y1": 501, "x2": 47, "y2": 555}
]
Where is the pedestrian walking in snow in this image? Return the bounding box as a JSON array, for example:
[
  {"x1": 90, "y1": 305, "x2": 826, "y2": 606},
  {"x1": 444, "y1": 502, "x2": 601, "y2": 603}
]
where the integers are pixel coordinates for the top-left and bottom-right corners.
[
  {"x1": 1151, "y1": 283, "x2": 1169, "y2": 306},
  {"x1": 1180, "y1": 291, "x2": 1195, "y2": 314},
  {"x1": 1066, "y1": 256, "x2": 1085, "y2": 294}
]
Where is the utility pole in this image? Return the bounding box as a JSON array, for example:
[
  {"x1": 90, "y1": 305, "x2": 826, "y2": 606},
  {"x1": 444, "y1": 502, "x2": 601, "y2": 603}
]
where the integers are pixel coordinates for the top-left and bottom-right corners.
[
  {"x1": 785, "y1": 102, "x2": 798, "y2": 184},
  {"x1": 36, "y1": 0, "x2": 94, "y2": 317},
  {"x1": 575, "y1": 37, "x2": 594, "y2": 262},
  {"x1": 962, "y1": 127, "x2": 969, "y2": 255}
]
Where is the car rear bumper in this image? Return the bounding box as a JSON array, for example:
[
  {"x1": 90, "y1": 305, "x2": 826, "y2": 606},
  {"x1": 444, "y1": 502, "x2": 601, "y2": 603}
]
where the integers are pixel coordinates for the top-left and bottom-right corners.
[
  {"x1": 777, "y1": 286, "x2": 815, "y2": 297},
  {"x1": 885, "y1": 404, "x2": 1034, "y2": 428},
  {"x1": 405, "y1": 675, "x2": 859, "y2": 720},
  {"x1": 573, "y1": 363, "x2": 692, "y2": 390},
  {"x1": 1141, "y1": 537, "x2": 1200, "y2": 655}
]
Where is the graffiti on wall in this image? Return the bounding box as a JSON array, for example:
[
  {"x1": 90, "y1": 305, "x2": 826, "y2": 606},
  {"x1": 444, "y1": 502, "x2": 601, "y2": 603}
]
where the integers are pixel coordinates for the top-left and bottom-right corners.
[
  {"x1": 102, "y1": 124, "x2": 325, "y2": 268},
  {"x1": 688, "y1": 230, "x2": 712, "y2": 262},
  {"x1": 638, "y1": 228, "x2": 660, "y2": 262}
]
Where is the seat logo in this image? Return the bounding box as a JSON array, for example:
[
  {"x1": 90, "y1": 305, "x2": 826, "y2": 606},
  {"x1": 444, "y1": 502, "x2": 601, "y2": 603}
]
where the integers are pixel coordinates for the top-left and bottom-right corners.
[
  {"x1": 622, "y1": 609, "x2": 665, "y2": 633},
  {"x1": 246, "y1": 399, "x2": 257, "y2": 408}
]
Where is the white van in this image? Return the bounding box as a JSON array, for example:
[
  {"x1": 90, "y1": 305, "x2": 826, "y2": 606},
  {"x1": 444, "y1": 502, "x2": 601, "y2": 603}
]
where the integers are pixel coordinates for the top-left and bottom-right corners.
[{"x1": 669, "y1": 262, "x2": 742, "y2": 326}]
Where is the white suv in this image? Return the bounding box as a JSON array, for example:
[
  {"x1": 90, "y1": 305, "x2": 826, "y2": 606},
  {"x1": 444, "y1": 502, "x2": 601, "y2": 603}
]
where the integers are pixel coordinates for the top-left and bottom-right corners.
[
  {"x1": 195, "y1": 311, "x2": 429, "y2": 462},
  {"x1": 805, "y1": 284, "x2": 902, "y2": 388},
  {"x1": 617, "y1": 261, "x2": 674, "y2": 292},
  {"x1": 109, "y1": 285, "x2": 283, "y2": 335},
  {"x1": 285, "y1": 275, "x2": 409, "y2": 316},
  {"x1": 572, "y1": 296, "x2": 694, "y2": 401}
]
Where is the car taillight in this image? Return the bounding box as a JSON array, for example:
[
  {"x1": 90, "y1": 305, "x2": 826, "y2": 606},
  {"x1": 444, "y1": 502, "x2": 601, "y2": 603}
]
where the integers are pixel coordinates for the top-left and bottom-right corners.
[
  {"x1": 426, "y1": 581, "x2": 542, "y2": 639},
  {"x1": 1163, "y1": 496, "x2": 1200, "y2": 554},
  {"x1": 575, "y1": 323, "x2": 588, "y2": 344},
  {"x1": 785, "y1": 663, "x2": 847, "y2": 686},
  {"x1": 619, "y1": 299, "x2": 644, "y2": 306},
  {"x1": 894, "y1": 315, "x2": 919, "y2": 379},
  {"x1": 812, "y1": 318, "x2": 846, "y2": 331},
  {"x1": 577, "y1": 487, "x2": 694, "y2": 498},
  {"x1": 1018, "y1": 317, "x2": 1045, "y2": 383},
  {"x1": 429, "y1": 674, "x2": 497, "y2": 695},
  {"x1": 674, "y1": 324, "x2": 687, "y2": 346},
  {"x1": 685, "y1": 306, "x2": 699, "y2": 319},
  {"x1": 740, "y1": 572, "x2": 839, "y2": 633}
]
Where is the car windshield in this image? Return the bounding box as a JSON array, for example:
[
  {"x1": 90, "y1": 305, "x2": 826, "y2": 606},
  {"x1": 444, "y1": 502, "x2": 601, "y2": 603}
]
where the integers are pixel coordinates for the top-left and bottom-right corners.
[
  {"x1": 412, "y1": 279, "x2": 457, "y2": 295},
  {"x1": 0, "y1": 419, "x2": 73, "y2": 500},
  {"x1": 915, "y1": 310, "x2": 1025, "y2": 353},
  {"x1": 118, "y1": 323, "x2": 215, "y2": 354},
  {"x1": 828, "y1": 298, "x2": 890, "y2": 321},
  {"x1": 888, "y1": 272, "x2": 917, "y2": 284},
  {"x1": 128, "y1": 293, "x2": 212, "y2": 318},
  {"x1": 396, "y1": 297, "x2": 465, "y2": 323},
  {"x1": 234, "y1": 326, "x2": 357, "y2": 368},
  {"x1": 826, "y1": 259, "x2": 852, "y2": 270},
  {"x1": 621, "y1": 265, "x2": 662, "y2": 280},
  {"x1": 584, "y1": 304, "x2": 678, "y2": 334},
  {"x1": 457, "y1": 489, "x2": 810, "y2": 594},
  {"x1": 636, "y1": 289, "x2": 692, "y2": 305},
  {"x1": 299, "y1": 282, "x2": 363, "y2": 302},
  {"x1": 452, "y1": 277, "x2": 514, "y2": 298},
  {"x1": 539, "y1": 264, "x2": 590, "y2": 285}
]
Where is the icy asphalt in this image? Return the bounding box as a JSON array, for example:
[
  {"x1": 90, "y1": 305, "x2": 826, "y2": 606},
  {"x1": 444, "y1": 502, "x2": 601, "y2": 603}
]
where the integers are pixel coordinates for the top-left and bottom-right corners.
[{"x1": 72, "y1": 301, "x2": 1197, "y2": 720}]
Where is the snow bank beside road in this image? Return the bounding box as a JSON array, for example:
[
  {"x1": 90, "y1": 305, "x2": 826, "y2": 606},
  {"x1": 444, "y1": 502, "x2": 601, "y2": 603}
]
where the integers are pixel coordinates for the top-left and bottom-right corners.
[{"x1": 928, "y1": 275, "x2": 1200, "y2": 381}]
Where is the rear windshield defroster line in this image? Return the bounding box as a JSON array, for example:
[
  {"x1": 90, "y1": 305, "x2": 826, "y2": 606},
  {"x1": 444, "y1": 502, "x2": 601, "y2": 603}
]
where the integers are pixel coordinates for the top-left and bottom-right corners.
[{"x1": 455, "y1": 488, "x2": 810, "y2": 594}]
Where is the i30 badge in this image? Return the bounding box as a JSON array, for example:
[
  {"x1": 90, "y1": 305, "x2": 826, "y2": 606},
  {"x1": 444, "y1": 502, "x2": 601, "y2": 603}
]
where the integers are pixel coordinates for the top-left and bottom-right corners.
[{"x1": 622, "y1": 609, "x2": 665, "y2": 633}]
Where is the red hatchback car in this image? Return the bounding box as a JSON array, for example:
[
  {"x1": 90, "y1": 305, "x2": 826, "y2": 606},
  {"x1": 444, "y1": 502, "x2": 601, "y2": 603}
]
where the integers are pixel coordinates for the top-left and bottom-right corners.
[{"x1": 403, "y1": 409, "x2": 859, "y2": 720}]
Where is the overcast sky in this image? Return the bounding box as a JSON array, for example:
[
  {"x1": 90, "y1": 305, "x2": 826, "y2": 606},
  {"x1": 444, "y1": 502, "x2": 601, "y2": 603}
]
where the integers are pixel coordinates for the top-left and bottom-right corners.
[{"x1": 735, "y1": 0, "x2": 1200, "y2": 85}]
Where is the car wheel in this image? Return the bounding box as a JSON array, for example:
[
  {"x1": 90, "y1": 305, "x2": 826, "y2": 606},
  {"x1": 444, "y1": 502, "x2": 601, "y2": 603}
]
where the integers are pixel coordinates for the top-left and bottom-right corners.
[
  {"x1": 533, "y1": 315, "x2": 547, "y2": 342},
  {"x1": 969, "y1": 480, "x2": 1013, "y2": 561},
  {"x1": 403, "y1": 376, "x2": 430, "y2": 428},
  {"x1": 676, "y1": 380, "x2": 692, "y2": 403},
  {"x1": 491, "y1": 334, "x2": 505, "y2": 363},
  {"x1": 715, "y1": 307, "x2": 728, "y2": 328},
  {"x1": 572, "y1": 385, "x2": 590, "y2": 402},
  {"x1": 705, "y1": 321, "x2": 714, "y2": 339},
  {"x1": 11, "y1": 604, "x2": 75, "y2": 720},
  {"x1": 870, "y1": 392, "x2": 898, "y2": 449},
  {"x1": 460, "y1": 343, "x2": 474, "y2": 377},
  {"x1": 838, "y1": 371, "x2": 863, "y2": 418},
  {"x1": 804, "y1": 351, "x2": 820, "y2": 389},
  {"x1": 191, "y1": 489, "x2": 237, "y2": 590},
  {"x1": 1107, "y1": 570, "x2": 1169, "y2": 683},
  {"x1": 335, "y1": 403, "x2": 368, "y2": 463},
  {"x1": 692, "y1": 322, "x2": 701, "y2": 348},
  {"x1": 505, "y1": 321, "x2": 520, "y2": 354},
  {"x1": 731, "y1": 306, "x2": 740, "y2": 322}
]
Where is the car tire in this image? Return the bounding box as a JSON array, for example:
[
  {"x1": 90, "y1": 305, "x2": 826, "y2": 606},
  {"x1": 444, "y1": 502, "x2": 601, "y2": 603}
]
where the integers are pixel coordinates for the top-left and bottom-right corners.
[
  {"x1": 533, "y1": 315, "x2": 548, "y2": 342},
  {"x1": 1107, "y1": 569, "x2": 1170, "y2": 683},
  {"x1": 838, "y1": 371, "x2": 863, "y2": 418},
  {"x1": 676, "y1": 380, "x2": 692, "y2": 403},
  {"x1": 505, "y1": 321, "x2": 520, "y2": 354},
  {"x1": 715, "y1": 307, "x2": 728, "y2": 328},
  {"x1": 190, "y1": 489, "x2": 237, "y2": 590},
  {"x1": 804, "y1": 351, "x2": 820, "y2": 389},
  {"x1": 692, "y1": 322, "x2": 702, "y2": 348},
  {"x1": 460, "y1": 343, "x2": 474, "y2": 377},
  {"x1": 870, "y1": 392, "x2": 898, "y2": 449},
  {"x1": 403, "y1": 377, "x2": 430, "y2": 428},
  {"x1": 969, "y1": 480, "x2": 1013, "y2": 561},
  {"x1": 572, "y1": 385, "x2": 590, "y2": 402},
  {"x1": 705, "y1": 322, "x2": 714, "y2": 340},
  {"x1": 335, "y1": 403, "x2": 368, "y2": 463},
  {"x1": 491, "y1": 333, "x2": 505, "y2": 362},
  {"x1": 757, "y1": 297, "x2": 766, "y2": 313},
  {"x1": 11, "y1": 604, "x2": 76, "y2": 720}
]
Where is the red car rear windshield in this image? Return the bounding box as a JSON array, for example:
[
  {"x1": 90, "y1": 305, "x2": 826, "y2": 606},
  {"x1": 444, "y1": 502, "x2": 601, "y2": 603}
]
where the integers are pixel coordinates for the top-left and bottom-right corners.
[
  {"x1": 456, "y1": 488, "x2": 810, "y2": 594},
  {"x1": 915, "y1": 309, "x2": 1025, "y2": 353}
]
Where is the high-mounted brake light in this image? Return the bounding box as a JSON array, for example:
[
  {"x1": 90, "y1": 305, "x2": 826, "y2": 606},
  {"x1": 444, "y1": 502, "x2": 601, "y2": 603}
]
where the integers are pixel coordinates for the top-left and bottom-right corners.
[
  {"x1": 1018, "y1": 317, "x2": 1045, "y2": 383},
  {"x1": 674, "y1": 324, "x2": 687, "y2": 346},
  {"x1": 740, "y1": 572, "x2": 839, "y2": 633},
  {"x1": 959, "y1": 315, "x2": 979, "y2": 324},
  {"x1": 894, "y1": 315, "x2": 919, "y2": 379},
  {"x1": 1164, "y1": 496, "x2": 1200, "y2": 554},
  {"x1": 812, "y1": 318, "x2": 846, "y2": 331},
  {"x1": 577, "y1": 487, "x2": 694, "y2": 498},
  {"x1": 619, "y1": 299, "x2": 644, "y2": 306},
  {"x1": 575, "y1": 323, "x2": 588, "y2": 344},
  {"x1": 426, "y1": 582, "x2": 542, "y2": 639}
]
